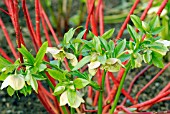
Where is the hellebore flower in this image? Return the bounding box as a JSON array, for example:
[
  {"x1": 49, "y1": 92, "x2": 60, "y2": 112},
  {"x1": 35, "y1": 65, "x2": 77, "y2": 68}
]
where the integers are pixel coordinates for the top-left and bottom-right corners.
[
  {"x1": 156, "y1": 40, "x2": 170, "y2": 47},
  {"x1": 46, "y1": 47, "x2": 65, "y2": 61},
  {"x1": 60, "y1": 91, "x2": 84, "y2": 108},
  {"x1": 46, "y1": 47, "x2": 78, "y2": 66},
  {"x1": 101, "y1": 58, "x2": 124, "y2": 72},
  {"x1": 88, "y1": 61, "x2": 101, "y2": 76},
  {"x1": 65, "y1": 53, "x2": 78, "y2": 66},
  {"x1": 1, "y1": 74, "x2": 25, "y2": 90}
]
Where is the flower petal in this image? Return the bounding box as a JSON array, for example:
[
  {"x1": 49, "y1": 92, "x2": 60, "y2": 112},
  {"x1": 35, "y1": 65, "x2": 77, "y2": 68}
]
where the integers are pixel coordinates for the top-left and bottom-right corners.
[
  {"x1": 88, "y1": 61, "x2": 100, "y2": 69},
  {"x1": 9, "y1": 74, "x2": 25, "y2": 90},
  {"x1": 46, "y1": 47, "x2": 61, "y2": 55},
  {"x1": 156, "y1": 40, "x2": 170, "y2": 47},
  {"x1": 1, "y1": 75, "x2": 11, "y2": 90},
  {"x1": 88, "y1": 68, "x2": 97, "y2": 76},
  {"x1": 106, "y1": 58, "x2": 118, "y2": 65},
  {"x1": 60, "y1": 91, "x2": 68, "y2": 106},
  {"x1": 66, "y1": 53, "x2": 78, "y2": 66}
]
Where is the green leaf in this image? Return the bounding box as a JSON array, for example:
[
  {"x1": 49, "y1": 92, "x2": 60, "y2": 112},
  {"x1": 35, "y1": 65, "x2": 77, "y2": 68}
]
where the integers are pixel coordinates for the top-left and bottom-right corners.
[
  {"x1": 64, "y1": 28, "x2": 76, "y2": 44},
  {"x1": 89, "y1": 81, "x2": 100, "y2": 90},
  {"x1": 149, "y1": 42, "x2": 168, "y2": 56},
  {"x1": 142, "y1": 21, "x2": 150, "y2": 32},
  {"x1": 114, "y1": 39, "x2": 126, "y2": 57},
  {"x1": 70, "y1": 71, "x2": 88, "y2": 80},
  {"x1": 77, "y1": 29, "x2": 86, "y2": 39},
  {"x1": 130, "y1": 15, "x2": 144, "y2": 32},
  {"x1": 30, "y1": 76, "x2": 38, "y2": 93},
  {"x1": 0, "y1": 73, "x2": 8, "y2": 81},
  {"x1": 47, "y1": 69, "x2": 66, "y2": 81},
  {"x1": 73, "y1": 78, "x2": 89, "y2": 89},
  {"x1": 39, "y1": 64, "x2": 47, "y2": 72},
  {"x1": 149, "y1": 16, "x2": 159, "y2": 30},
  {"x1": 72, "y1": 56, "x2": 91, "y2": 71},
  {"x1": 93, "y1": 36, "x2": 102, "y2": 53},
  {"x1": 151, "y1": 26, "x2": 164, "y2": 35},
  {"x1": 99, "y1": 37, "x2": 109, "y2": 50},
  {"x1": 101, "y1": 28, "x2": 115, "y2": 40},
  {"x1": 53, "y1": 84, "x2": 65, "y2": 96},
  {"x1": 34, "y1": 42, "x2": 48, "y2": 67},
  {"x1": 127, "y1": 24, "x2": 138, "y2": 42},
  {"x1": 97, "y1": 54, "x2": 106, "y2": 65},
  {"x1": 0, "y1": 56, "x2": 11, "y2": 71},
  {"x1": 67, "y1": 90, "x2": 76, "y2": 105},
  {"x1": 7, "y1": 86, "x2": 15, "y2": 96},
  {"x1": 117, "y1": 53, "x2": 130, "y2": 62},
  {"x1": 18, "y1": 45, "x2": 34, "y2": 64},
  {"x1": 151, "y1": 51, "x2": 164, "y2": 68},
  {"x1": 143, "y1": 50, "x2": 152, "y2": 63},
  {"x1": 32, "y1": 74, "x2": 46, "y2": 80}
]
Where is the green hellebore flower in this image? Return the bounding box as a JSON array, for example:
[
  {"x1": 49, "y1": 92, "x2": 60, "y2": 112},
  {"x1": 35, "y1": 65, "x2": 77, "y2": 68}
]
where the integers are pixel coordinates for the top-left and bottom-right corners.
[
  {"x1": 88, "y1": 61, "x2": 101, "y2": 76},
  {"x1": 101, "y1": 58, "x2": 124, "y2": 72},
  {"x1": 60, "y1": 90, "x2": 84, "y2": 108},
  {"x1": 46, "y1": 47, "x2": 65, "y2": 61},
  {"x1": 46, "y1": 47, "x2": 78, "y2": 66},
  {"x1": 1, "y1": 74, "x2": 25, "y2": 90}
]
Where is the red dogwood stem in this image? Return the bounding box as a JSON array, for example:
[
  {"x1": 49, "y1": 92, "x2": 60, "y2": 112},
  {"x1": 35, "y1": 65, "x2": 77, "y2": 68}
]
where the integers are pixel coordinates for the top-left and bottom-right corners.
[
  {"x1": 136, "y1": 62, "x2": 170, "y2": 100},
  {"x1": 157, "y1": 0, "x2": 168, "y2": 16},
  {"x1": 0, "y1": 48, "x2": 14, "y2": 63},
  {"x1": 116, "y1": 0, "x2": 140, "y2": 40}
]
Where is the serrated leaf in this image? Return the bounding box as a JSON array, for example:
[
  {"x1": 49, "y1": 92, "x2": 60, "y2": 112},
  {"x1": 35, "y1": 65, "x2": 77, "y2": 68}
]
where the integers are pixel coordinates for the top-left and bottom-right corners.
[
  {"x1": 53, "y1": 85, "x2": 65, "y2": 96},
  {"x1": 18, "y1": 45, "x2": 34, "y2": 64},
  {"x1": 151, "y1": 26, "x2": 164, "y2": 35},
  {"x1": 151, "y1": 51, "x2": 164, "y2": 68},
  {"x1": 130, "y1": 15, "x2": 144, "y2": 32},
  {"x1": 0, "y1": 56, "x2": 11, "y2": 71},
  {"x1": 39, "y1": 64, "x2": 47, "y2": 72},
  {"x1": 149, "y1": 16, "x2": 159, "y2": 30},
  {"x1": 73, "y1": 78, "x2": 89, "y2": 89},
  {"x1": 93, "y1": 36, "x2": 102, "y2": 53},
  {"x1": 99, "y1": 37, "x2": 109, "y2": 50},
  {"x1": 7, "y1": 86, "x2": 15, "y2": 96},
  {"x1": 30, "y1": 76, "x2": 38, "y2": 93},
  {"x1": 101, "y1": 28, "x2": 115, "y2": 40},
  {"x1": 47, "y1": 69, "x2": 66, "y2": 81},
  {"x1": 114, "y1": 39, "x2": 126, "y2": 57},
  {"x1": 72, "y1": 56, "x2": 91, "y2": 71},
  {"x1": 34, "y1": 42, "x2": 48, "y2": 67},
  {"x1": 67, "y1": 90, "x2": 76, "y2": 105},
  {"x1": 127, "y1": 24, "x2": 138, "y2": 42},
  {"x1": 64, "y1": 28, "x2": 76, "y2": 44},
  {"x1": 77, "y1": 29, "x2": 86, "y2": 39}
]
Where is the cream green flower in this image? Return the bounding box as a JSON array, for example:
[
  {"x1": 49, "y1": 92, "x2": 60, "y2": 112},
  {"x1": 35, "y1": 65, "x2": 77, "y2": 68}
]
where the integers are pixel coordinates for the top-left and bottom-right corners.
[
  {"x1": 156, "y1": 40, "x2": 170, "y2": 47},
  {"x1": 46, "y1": 47, "x2": 78, "y2": 66},
  {"x1": 65, "y1": 53, "x2": 78, "y2": 66},
  {"x1": 1, "y1": 74, "x2": 25, "y2": 90},
  {"x1": 101, "y1": 58, "x2": 124, "y2": 72},
  {"x1": 46, "y1": 47, "x2": 65, "y2": 60},
  {"x1": 60, "y1": 91, "x2": 84, "y2": 108},
  {"x1": 88, "y1": 61, "x2": 101, "y2": 76}
]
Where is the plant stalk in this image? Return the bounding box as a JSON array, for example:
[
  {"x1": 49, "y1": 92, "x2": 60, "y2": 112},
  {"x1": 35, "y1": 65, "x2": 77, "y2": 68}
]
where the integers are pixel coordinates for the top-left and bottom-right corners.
[
  {"x1": 98, "y1": 70, "x2": 107, "y2": 114},
  {"x1": 71, "y1": 107, "x2": 75, "y2": 114},
  {"x1": 110, "y1": 62, "x2": 131, "y2": 113}
]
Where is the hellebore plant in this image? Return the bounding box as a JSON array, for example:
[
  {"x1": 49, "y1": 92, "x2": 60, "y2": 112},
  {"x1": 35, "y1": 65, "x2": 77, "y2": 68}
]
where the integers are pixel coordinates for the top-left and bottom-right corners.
[{"x1": 0, "y1": 13, "x2": 170, "y2": 114}]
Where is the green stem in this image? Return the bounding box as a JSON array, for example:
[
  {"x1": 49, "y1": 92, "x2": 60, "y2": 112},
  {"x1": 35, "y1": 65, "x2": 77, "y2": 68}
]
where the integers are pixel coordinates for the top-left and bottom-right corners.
[
  {"x1": 109, "y1": 62, "x2": 131, "y2": 113},
  {"x1": 71, "y1": 107, "x2": 75, "y2": 114},
  {"x1": 98, "y1": 70, "x2": 107, "y2": 114},
  {"x1": 42, "y1": 72, "x2": 68, "y2": 114}
]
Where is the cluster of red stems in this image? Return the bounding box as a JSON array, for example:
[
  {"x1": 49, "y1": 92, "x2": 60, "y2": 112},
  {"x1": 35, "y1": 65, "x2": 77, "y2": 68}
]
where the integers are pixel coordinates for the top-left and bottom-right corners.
[{"x1": 0, "y1": 0, "x2": 170, "y2": 114}]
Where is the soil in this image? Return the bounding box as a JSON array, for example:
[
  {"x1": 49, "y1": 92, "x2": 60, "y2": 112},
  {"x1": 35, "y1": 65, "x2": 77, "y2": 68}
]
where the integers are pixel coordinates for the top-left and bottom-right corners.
[{"x1": 0, "y1": 0, "x2": 169, "y2": 114}]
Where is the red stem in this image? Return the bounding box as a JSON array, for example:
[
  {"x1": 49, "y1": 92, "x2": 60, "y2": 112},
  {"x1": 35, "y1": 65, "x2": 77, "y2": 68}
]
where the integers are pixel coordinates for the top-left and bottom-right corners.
[
  {"x1": 0, "y1": 18, "x2": 18, "y2": 59},
  {"x1": 0, "y1": 48, "x2": 14, "y2": 63},
  {"x1": 21, "y1": 0, "x2": 38, "y2": 52},
  {"x1": 157, "y1": 0, "x2": 169, "y2": 16},
  {"x1": 116, "y1": 0, "x2": 140, "y2": 40},
  {"x1": 35, "y1": 0, "x2": 42, "y2": 47},
  {"x1": 131, "y1": 91, "x2": 170, "y2": 109},
  {"x1": 136, "y1": 62, "x2": 170, "y2": 100},
  {"x1": 140, "y1": 0, "x2": 153, "y2": 20}
]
